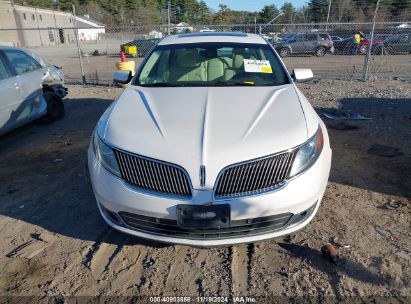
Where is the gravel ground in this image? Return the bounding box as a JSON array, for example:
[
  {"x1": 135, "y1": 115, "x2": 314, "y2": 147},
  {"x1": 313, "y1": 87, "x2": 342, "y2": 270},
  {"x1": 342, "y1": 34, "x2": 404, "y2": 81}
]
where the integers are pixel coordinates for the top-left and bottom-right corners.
[{"x1": 0, "y1": 80, "x2": 410, "y2": 303}]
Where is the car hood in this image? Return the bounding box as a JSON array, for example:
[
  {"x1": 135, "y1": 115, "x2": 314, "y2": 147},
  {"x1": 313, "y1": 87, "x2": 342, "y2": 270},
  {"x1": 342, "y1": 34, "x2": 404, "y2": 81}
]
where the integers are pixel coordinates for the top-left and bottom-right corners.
[{"x1": 100, "y1": 84, "x2": 309, "y2": 189}]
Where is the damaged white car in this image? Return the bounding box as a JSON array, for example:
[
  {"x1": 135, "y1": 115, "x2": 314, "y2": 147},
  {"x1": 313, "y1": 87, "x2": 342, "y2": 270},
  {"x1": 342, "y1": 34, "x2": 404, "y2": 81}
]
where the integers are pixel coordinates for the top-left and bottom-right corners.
[
  {"x1": 88, "y1": 32, "x2": 332, "y2": 246},
  {"x1": 0, "y1": 46, "x2": 67, "y2": 136}
]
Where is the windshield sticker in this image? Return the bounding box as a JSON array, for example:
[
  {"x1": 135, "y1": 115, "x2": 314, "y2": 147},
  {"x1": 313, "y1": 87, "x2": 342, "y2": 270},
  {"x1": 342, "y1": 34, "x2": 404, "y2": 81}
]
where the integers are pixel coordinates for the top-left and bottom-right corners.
[{"x1": 243, "y1": 59, "x2": 272, "y2": 73}]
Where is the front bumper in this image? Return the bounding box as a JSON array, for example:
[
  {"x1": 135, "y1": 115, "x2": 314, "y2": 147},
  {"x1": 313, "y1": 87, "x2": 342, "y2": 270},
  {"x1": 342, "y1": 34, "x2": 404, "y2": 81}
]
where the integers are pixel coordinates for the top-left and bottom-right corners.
[{"x1": 88, "y1": 144, "x2": 331, "y2": 247}]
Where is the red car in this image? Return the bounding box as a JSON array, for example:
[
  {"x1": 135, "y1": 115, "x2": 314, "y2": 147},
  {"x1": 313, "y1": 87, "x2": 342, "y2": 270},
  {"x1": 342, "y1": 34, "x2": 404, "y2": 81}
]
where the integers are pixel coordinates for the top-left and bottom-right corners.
[{"x1": 359, "y1": 34, "x2": 395, "y2": 53}]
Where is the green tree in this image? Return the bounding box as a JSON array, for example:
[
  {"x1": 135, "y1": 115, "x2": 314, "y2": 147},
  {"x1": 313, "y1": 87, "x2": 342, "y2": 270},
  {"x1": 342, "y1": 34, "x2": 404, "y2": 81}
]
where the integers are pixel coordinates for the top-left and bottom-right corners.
[
  {"x1": 391, "y1": 0, "x2": 411, "y2": 19},
  {"x1": 258, "y1": 4, "x2": 279, "y2": 23},
  {"x1": 307, "y1": 0, "x2": 328, "y2": 22},
  {"x1": 213, "y1": 4, "x2": 233, "y2": 24},
  {"x1": 279, "y1": 2, "x2": 295, "y2": 23},
  {"x1": 195, "y1": 0, "x2": 211, "y2": 23}
]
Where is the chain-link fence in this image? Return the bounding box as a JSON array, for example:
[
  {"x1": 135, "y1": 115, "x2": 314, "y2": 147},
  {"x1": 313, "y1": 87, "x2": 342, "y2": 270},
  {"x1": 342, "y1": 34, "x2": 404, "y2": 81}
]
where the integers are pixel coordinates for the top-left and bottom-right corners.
[{"x1": 1, "y1": 22, "x2": 409, "y2": 85}]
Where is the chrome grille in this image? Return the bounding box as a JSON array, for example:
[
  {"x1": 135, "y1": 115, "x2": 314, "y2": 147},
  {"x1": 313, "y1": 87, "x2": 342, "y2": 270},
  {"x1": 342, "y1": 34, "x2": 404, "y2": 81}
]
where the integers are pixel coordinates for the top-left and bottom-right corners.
[
  {"x1": 215, "y1": 151, "x2": 296, "y2": 198},
  {"x1": 115, "y1": 150, "x2": 192, "y2": 197}
]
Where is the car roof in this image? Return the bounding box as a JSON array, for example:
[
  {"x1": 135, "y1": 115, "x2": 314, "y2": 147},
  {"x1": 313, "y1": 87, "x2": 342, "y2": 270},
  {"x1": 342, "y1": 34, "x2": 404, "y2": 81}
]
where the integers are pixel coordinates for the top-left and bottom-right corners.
[
  {"x1": 158, "y1": 32, "x2": 267, "y2": 45},
  {"x1": 0, "y1": 45, "x2": 21, "y2": 51}
]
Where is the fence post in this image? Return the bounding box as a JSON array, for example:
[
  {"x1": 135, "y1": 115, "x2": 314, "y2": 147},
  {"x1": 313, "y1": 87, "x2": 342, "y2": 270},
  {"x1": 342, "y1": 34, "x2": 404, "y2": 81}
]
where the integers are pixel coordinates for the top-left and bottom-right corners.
[
  {"x1": 259, "y1": 25, "x2": 262, "y2": 35},
  {"x1": 363, "y1": 0, "x2": 381, "y2": 81},
  {"x1": 72, "y1": 5, "x2": 86, "y2": 85},
  {"x1": 325, "y1": 0, "x2": 332, "y2": 32},
  {"x1": 167, "y1": 0, "x2": 171, "y2": 35}
]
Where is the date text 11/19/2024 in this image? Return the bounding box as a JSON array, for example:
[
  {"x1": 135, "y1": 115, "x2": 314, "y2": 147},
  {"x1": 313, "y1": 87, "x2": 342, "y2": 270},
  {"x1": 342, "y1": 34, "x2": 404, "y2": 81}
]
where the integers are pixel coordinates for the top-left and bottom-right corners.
[{"x1": 149, "y1": 296, "x2": 257, "y2": 303}]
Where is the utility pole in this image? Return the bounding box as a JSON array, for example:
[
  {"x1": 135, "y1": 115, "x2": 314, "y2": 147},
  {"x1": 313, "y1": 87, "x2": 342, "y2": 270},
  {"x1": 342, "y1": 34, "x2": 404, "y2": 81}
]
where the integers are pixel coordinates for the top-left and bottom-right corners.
[
  {"x1": 72, "y1": 4, "x2": 86, "y2": 85},
  {"x1": 167, "y1": 0, "x2": 171, "y2": 35},
  {"x1": 260, "y1": 11, "x2": 283, "y2": 35},
  {"x1": 254, "y1": 17, "x2": 256, "y2": 34},
  {"x1": 325, "y1": 0, "x2": 332, "y2": 31},
  {"x1": 363, "y1": 0, "x2": 380, "y2": 81}
]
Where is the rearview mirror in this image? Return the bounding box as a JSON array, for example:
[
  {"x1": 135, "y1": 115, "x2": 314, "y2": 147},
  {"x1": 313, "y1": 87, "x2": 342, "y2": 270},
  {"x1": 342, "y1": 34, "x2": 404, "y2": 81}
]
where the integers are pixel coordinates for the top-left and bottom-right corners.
[
  {"x1": 292, "y1": 69, "x2": 314, "y2": 83},
  {"x1": 113, "y1": 70, "x2": 132, "y2": 84}
]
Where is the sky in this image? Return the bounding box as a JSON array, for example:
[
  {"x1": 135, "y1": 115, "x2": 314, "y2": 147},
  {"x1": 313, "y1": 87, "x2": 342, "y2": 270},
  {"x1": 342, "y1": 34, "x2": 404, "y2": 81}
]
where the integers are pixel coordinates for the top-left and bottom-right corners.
[{"x1": 203, "y1": 0, "x2": 308, "y2": 12}]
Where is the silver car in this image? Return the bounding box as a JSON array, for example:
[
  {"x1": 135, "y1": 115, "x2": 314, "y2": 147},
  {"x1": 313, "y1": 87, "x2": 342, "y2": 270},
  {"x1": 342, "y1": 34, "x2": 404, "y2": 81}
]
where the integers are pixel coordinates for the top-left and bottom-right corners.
[{"x1": 0, "y1": 46, "x2": 67, "y2": 136}]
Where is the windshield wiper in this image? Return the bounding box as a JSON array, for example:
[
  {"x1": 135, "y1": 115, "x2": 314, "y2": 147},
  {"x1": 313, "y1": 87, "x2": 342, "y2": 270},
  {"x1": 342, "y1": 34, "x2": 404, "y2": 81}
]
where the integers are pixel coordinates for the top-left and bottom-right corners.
[
  {"x1": 140, "y1": 83, "x2": 178, "y2": 87},
  {"x1": 212, "y1": 81, "x2": 256, "y2": 86}
]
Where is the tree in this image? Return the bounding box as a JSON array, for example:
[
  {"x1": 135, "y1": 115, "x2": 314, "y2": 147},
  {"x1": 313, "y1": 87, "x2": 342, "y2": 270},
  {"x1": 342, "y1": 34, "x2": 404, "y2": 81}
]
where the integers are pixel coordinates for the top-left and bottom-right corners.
[
  {"x1": 213, "y1": 4, "x2": 233, "y2": 24},
  {"x1": 258, "y1": 4, "x2": 279, "y2": 23},
  {"x1": 307, "y1": 0, "x2": 329, "y2": 22},
  {"x1": 391, "y1": 0, "x2": 411, "y2": 20},
  {"x1": 280, "y1": 2, "x2": 295, "y2": 23},
  {"x1": 195, "y1": 0, "x2": 211, "y2": 23},
  {"x1": 57, "y1": 0, "x2": 80, "y2": 12}
]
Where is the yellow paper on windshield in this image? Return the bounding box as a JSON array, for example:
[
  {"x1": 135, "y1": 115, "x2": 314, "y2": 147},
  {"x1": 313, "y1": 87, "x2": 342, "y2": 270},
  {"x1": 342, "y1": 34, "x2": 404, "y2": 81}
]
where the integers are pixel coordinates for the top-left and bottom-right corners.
[{"x1": 244, "y1": 59, "x2": 272, "y2": 73}]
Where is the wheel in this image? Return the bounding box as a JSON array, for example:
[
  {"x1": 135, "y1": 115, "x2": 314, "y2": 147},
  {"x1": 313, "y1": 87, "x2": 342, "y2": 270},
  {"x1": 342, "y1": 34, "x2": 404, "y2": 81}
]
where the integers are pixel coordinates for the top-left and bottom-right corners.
[
  {"x1": 43, "y1": 91, "x2": 64, "y2": 122},
  {"x1": 359, "y1": 45, "x2": 367, "y2": 54},
  {"x1": 279, "y1": 48, "x2": 290, "y2": 57},
  {"x1": 316, "y1": 46, "x2": 326, "y2": 57},
  {"x1": 383, "y1": 47, "x2": 392, "y2": 55}
]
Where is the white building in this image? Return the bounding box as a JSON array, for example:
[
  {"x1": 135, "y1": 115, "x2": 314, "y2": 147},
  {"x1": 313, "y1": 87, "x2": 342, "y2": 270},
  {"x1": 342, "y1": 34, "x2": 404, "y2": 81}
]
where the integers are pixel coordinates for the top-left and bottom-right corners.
[
  {"x1": 76, "y1": 15, "x2": 105, "y2": 41},
  {"x1": 0, "y1": 2, "x2": 105, "y2": 47}
]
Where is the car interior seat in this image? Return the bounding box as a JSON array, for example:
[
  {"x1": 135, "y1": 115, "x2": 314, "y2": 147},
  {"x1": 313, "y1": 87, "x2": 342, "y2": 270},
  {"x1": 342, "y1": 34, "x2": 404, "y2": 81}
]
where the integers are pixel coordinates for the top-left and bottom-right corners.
[
  {"x1": 224, "y1": 49, "x2": 246, "y2": 80},
  {"x1": 169, "y1": 49, "x2": 206, "y2": 82}
]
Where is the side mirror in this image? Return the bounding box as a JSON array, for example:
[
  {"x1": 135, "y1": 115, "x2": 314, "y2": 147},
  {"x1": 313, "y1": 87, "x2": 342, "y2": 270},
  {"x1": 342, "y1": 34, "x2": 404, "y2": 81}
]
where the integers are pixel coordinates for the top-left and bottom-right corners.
[
  {"x1": 292, "y1": 68, "x2": 314, "y2": 83},
  {"x1": 113, "y1": 70, "x2": 132, "y2": 84}
]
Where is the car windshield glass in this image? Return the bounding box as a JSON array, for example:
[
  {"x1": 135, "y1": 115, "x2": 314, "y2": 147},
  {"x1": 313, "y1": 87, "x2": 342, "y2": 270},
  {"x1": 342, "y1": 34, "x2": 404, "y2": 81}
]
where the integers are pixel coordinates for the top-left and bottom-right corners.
[{"x1": 135, "y1": 42, "x2": 289, "y2": 87}]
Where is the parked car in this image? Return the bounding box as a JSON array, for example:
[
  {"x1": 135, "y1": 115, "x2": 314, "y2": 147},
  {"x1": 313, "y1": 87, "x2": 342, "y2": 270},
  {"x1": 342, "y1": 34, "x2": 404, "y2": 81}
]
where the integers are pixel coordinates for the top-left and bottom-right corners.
[
  {"x1": 87, "y1": 32, "x2": 332, "y2": 246},
  {"x1": 0, "y1": 46, "x2": 66, "y2": 136},
  {"x1": 278, "y1": 33, "x2": 296, "y2": 42},
  {"x1": 333, "y1": 37, "x2": 352, "y2": 54},
  {"x1": 199, "y1": 27, "x2": 215, "y2": 32},
  {"x1": 372, "y1": 34, "x2": 411, "y2": 54},
  {"x1": 336, "y1": 34, "x2": 394, "y2": 54},
  {"x1": 275, "y1": 32, "x2": 334, "y2": 57},
  {"x1": 331, "y1": 35, "x2": 345, "y2": 42},
  {"x1": 120, "y1": 38, "x2": 160, "y2": 57},
  {"x1": 358, "y1": 34, "x2": 392, "y2": 54}
]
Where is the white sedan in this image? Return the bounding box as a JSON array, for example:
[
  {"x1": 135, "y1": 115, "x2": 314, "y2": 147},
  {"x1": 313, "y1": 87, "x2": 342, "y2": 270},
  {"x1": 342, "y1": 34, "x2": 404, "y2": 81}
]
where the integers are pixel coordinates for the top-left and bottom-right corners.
[
  {"x1": 0, "y1": 46, "x2": 66, "y2": 136},
  {"x1": 88, "y1": 32, "x2": 332, "y2": 246}
]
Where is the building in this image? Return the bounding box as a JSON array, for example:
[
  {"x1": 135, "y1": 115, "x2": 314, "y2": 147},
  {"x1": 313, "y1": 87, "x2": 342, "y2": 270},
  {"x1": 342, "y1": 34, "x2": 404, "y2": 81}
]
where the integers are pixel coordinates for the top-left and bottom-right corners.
[
  {"x1": 76, "y1": 15, "x2": 105, "y2": 41},
  {"x1": 0, "y1": 1, "x2": 105, "y2": 47}
]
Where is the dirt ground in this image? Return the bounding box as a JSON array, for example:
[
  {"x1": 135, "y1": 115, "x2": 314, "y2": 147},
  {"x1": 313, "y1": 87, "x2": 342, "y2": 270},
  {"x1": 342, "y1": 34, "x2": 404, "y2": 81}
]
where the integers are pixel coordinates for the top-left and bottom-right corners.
[{"x1": 0, "y1": 80, "x2": 410, "y2": 303}]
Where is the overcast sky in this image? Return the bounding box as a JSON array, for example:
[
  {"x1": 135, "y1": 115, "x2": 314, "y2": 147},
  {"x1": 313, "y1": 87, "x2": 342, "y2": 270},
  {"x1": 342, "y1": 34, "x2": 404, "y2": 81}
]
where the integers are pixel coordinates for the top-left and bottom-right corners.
[{"x1": 203, "y1": 0, "x2": 307, "y2": 12}]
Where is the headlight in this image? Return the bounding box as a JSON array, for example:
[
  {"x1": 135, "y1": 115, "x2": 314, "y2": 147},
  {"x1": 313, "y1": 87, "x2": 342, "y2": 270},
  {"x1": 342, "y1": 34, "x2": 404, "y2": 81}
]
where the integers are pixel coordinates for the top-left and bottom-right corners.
[
  {"x1": 92, "y1": 130, "x2": 121, "y2": 177},
  {"x1": 289, "y1": 126, "x2": 324, "y2": 177}
]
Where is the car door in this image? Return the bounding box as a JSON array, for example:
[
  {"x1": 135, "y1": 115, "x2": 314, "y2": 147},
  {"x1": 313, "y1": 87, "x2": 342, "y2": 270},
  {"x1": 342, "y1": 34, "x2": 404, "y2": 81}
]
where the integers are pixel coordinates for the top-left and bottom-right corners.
[
  {"x1": 303, "y1": 34, "x2": 319, "y2": 53},
  {"x1": 291, "y1": 34, "x2": 306, "y2": 53},
  {"x1": 2, "y1": 49, "x2": 46, "y2": 124},
  {"x1": 0, "y1": 53, "x2": 23, "y2": 134}
]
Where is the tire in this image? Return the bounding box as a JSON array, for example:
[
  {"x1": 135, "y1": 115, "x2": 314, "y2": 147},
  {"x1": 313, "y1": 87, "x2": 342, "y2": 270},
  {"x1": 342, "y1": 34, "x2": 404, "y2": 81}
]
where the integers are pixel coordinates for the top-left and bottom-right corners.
[
  {"x1": 383, "y1": 47, "x2": 392, "y2": 55},
  {"x1": 279, "y1": 48, "x2": 290, "y2": 57},
  {"x1": 316, "y1": 46, "x2": 326, "y2": 57},
  {"x1": 43, "y1": 91, "x2": 64, "y2": 122},
  {"x1": 359, "y1": 45, "x2": 367, "y2": 54}
]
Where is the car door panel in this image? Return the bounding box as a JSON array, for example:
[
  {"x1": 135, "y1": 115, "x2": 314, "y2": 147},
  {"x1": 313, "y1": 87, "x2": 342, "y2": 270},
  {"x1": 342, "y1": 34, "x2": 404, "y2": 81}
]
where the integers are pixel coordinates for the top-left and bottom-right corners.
[
  {"x1": 2, "y1": 49, "x2": 47, "y2": 125},
  {"x1": 291, "y1": 35, "x2": 305, "y2": 53},
  {"x1": 0, "y1": 54, "x2": 25, "y2": 134}
]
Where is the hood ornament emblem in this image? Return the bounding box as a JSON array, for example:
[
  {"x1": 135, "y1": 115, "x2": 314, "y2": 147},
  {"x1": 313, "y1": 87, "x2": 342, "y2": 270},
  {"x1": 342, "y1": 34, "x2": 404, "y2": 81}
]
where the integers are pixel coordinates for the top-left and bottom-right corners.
[{"x1": 199, "y1": 165, "x2": 206, "y2": 187}]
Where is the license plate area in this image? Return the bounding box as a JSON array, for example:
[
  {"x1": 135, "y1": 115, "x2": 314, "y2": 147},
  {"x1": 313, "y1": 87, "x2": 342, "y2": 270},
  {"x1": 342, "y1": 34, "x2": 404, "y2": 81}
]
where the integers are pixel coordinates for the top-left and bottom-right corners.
[{"x1": 176, "y1": 204, "x2": 230, "y2": 229}]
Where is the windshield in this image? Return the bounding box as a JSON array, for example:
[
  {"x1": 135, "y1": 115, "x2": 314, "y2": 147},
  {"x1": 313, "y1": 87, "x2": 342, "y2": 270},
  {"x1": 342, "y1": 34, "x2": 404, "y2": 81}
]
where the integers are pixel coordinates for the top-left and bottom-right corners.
[{"x1": 135, "y1": 42, "x2": 289, "y2": 87}]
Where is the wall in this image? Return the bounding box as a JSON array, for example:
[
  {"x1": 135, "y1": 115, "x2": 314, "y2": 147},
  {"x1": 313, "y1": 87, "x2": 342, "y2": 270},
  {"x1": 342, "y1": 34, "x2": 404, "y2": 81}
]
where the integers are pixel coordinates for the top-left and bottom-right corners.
[
  {"x1": 0, "y1": 0, "x2": 20, "y2": 46},
  {"x1": 13, "y1": 5, "x2": 76, "y2": 47}
]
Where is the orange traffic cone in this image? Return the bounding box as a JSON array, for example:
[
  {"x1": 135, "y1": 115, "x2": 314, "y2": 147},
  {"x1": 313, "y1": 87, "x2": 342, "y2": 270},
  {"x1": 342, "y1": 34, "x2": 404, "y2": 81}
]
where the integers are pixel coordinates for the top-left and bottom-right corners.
[{"x1": 120, "y1": 51, "x2": 126, "y2": 62}]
